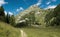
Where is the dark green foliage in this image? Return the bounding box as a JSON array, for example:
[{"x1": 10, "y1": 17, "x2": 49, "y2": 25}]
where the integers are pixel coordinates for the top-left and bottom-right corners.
[
  {"x1": 5, "y1": 13, "x2": 10, "y2": 24},
  {"x1": 45, "y1": 10, "x2": 54, "y2": 26},
  {"x1": 16, "y1": 22, "x2": 27, "y2": 28},
  {"x1": 0, "y1": 6, "x2": 5, "y2": 16},
  {"x1": 5, "y1": 13, "x2": 15, "y2": 26},
  {"x1": 54, "y1": 4, "x2": 60, "y2": 17},
  {"x1": 53, "y1": 4, "x2": 60, "y2": 26},
  {"x1": 9, "y1": 15, "x2": 15, "y2": 26},
  {"x1": 45, "y1": 4, "x2": 60, "y2": 26},
  {"x1": 0, "y1": 6, "x2": 5, "y2": 21}
]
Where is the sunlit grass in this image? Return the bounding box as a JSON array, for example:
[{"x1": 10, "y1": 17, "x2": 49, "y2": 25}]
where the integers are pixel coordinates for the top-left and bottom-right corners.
[
  {"x1": 22, "y1": 27, "x2": 60, "y2": 37},
  {"x1": 0, "y1": 21, "x2": 20, "y2": 37}
]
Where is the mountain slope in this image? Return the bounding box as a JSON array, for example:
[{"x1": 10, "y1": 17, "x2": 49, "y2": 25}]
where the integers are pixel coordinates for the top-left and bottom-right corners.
[
  {"x1": 16, "y1": 5, "x2": 42, "y2": 23},
  {"x1": 15, "y1": 5, "x2": 49, "y2": 27}
]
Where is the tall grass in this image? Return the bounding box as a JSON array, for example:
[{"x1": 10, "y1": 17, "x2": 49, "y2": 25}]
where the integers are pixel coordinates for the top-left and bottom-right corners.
[
  {"x1": 22, "y1": 27, "x2": 60, "y2": 37},
  {"x1": 0, "y1": 21, "x2": 20, "y2": 37}
]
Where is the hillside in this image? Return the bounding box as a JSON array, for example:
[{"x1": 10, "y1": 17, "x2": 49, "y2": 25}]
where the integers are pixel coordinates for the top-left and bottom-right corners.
[
  {"x1": 0, "y1": 21, "x2": 20, "y2": 37},
  {"x1": 16, "y1": 4, "x2": 60, "y2": 27},
  {"x1": 15, "y1": 5, "x2": 49, "y2": 27},
  {"x1": 15, "y1": 5, "x2": 40, "y2": 21}
]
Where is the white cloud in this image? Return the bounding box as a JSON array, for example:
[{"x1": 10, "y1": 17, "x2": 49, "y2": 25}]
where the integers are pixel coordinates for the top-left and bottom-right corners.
[
  {"x1": 9, "y1": 12, "x2": 13, "y2": 15},
  {"x1": 4, "y1": 11, "x2": 13, "y2": 15},
  {"x1": 44, "y1": 5, "x2": 57, "y2": 10},
  {"x1": 16, "y1": 7, "x2": 24, "y2": 12},
  {"x1": 46, "y1": 0, "x2": 56, "y2": 5},
  {"x1": 4, "y1": 11, "x2": 7, "y2": 15},
  {"x1": 46, "y1": 1, "x2": 51, "y2": 5},
  {"x1": 0, "y1": 0, "x2": 8, "y2": 6},
  {"x1": 34, "y1": 0, "x2": 42, "y2": 6}
]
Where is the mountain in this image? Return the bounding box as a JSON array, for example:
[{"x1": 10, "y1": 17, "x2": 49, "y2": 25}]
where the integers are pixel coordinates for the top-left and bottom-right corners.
[
  {"x1": 15, "y1": 5, "x2": 50, "y2": 27},
  {"x1": 15, "y1": 5, "x2": 40, "y2": 23}
]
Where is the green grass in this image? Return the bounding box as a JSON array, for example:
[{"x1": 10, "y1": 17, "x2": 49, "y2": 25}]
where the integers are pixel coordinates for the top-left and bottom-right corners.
[
  {"x1": 0, "y1": 21, "x2": 20, "y2": 37},
  {"x1": 21, "y1": 27, "x2": 60, "y2": 37}
]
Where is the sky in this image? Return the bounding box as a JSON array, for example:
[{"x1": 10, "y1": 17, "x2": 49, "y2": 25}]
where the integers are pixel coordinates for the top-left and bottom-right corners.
[{"x1": 0, "y1": 0, "x2": 60, "y2": 15}]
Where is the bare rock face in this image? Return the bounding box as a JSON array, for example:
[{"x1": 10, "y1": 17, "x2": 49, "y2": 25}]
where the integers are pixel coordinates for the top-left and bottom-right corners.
[
  {"x1": 15, "y1": 5, "x2": 49, "y2": 27},
  {"x1": 15, "y1": 5, "x2": 40, "y2": 23}
]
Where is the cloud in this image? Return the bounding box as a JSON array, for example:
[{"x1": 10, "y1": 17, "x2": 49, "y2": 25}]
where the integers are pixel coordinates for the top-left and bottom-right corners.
[
  {"x1": 4, "y1": 11, "x2": 7, "y2": 15},
  {"x1": 9, "y1": 12, "x2": 13, "y2": 15},
  {"x1": 46, "y1": 0, "x2": 56, "y2": 5},
  {"x1": 44, "y1": 5, "x2": 57, "y2": 10},
  {"x1": 4, "y1": 11, "x2": 13, "y2": 15},
  {"x1": 0, "y1": 0, "x2": 8, "y2": 6},
  {"x1": 46, "y1": 1, "x2": 51, "y2": 5},
  {"x1": 16, "y1": 7, "x2": 24, "y2": 12},
  {"x1": 36, "y1": 0, "x2": 41, "y2": 6},
  {"x1": 34, "y1": 0, "x2": 41, "y2": 6}
]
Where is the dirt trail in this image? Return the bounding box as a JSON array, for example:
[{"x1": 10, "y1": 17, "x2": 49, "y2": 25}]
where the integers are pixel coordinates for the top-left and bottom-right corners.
[{"x1": 20, "y1": 29, "x2": 27, "y2": 37}]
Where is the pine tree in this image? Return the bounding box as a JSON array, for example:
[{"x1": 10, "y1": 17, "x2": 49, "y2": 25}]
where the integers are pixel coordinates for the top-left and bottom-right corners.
[
  {"x1": 10, "y1": 15, "x2": 15, "y2": 26},
  {"x1": 5, "y1": 13, "x2": 10, "y2": 24},
  {"x1": 45, "y1": 4, "x2": 60, "y2": 26},
  {"x1": 0, "y1": 6, "x2": 5, "y2": 21}
]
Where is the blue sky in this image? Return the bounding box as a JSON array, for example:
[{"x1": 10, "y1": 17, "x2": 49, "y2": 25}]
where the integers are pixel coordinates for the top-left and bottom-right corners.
[{"x1": 0, "y1": 0, "x2": 60, "y2": 15}]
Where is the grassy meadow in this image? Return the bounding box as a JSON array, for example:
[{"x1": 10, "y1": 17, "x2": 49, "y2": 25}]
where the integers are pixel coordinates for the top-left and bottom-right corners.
[
  {"x1": 0, "y1": 21, "x2": 20, "y2": 37},
  {"x1": 21, "y1": 27, "x2": 60, "y2": 37}
]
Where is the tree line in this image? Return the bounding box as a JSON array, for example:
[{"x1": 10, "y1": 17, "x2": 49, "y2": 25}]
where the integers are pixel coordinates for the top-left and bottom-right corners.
[
  {"x1": 0, "y1": 6, "x2": 15, "y2": 26},
  {"x1": 45, "y1": 4, "x2": 60, "y2": 26}
]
